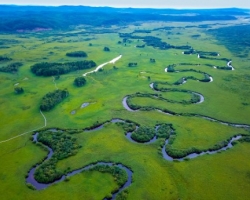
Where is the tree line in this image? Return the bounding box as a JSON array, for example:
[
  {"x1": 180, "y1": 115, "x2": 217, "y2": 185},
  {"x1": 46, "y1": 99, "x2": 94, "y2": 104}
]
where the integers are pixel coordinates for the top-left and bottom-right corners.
[
  {"x1": 0, "y1": 62, "x2": 22, "y2": 73},
  {"x1": 66, "y1": 51, "x2": 87, "y2": 57},
  {"x1": 40, "y1": 89, "x2": 69, "y2": 111},
  {"x1": 30, "y1": 60, "x2": 96, "y2": 76},
  {"x1": 34, "y1": 130, "x2": 81, "y2": 183}
]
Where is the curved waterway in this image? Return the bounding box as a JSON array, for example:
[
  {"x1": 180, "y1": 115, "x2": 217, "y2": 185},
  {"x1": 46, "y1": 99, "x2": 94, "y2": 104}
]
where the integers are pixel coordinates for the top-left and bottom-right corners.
[
  {"x1": 227, "y1": 61, "x2": 235, "y2": 70},
  {"x1": 162, "y1": 134, "x2": 242, "y2": 161},
  {"x1": 151, "y1": 82, "x2": 204, "y2": 103},
  {"x1": 125, "y1": 126, "x2": 159, "y2": 144},
  {"x1": 83, "y1": 55, "x2": 122, "y2": 76},
  {"x1": 26, "y1": 132, "x2": 132, "y2": 199},
  {"x1": 122, "y1": 96, "x2": 250, "y2": 128}
]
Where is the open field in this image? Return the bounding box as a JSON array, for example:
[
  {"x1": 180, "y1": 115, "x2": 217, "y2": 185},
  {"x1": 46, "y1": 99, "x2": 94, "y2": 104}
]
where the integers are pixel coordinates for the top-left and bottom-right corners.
[{"x1": 1, "y1": 7, "x2": 250, "y2": 200}]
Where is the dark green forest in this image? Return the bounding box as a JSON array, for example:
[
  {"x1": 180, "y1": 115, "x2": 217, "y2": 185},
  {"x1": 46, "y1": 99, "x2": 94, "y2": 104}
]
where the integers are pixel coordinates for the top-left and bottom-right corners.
[
  {"x1": 0, "y1": 6, "x2": 246, "y2": 32},
  {"x1": 30, "y1": 60, "x2": 96, "y2": 76},
  {"x1": 40, "y1": 89, "x2": 69, "y2": 111}
]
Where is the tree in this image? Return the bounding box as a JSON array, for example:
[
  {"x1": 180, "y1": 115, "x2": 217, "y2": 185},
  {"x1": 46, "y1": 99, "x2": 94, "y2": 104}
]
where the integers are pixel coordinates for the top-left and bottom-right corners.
[
  {"x1": 14, "y1": 87, "x2": 24, "y2": 94},
  {"x1": 66, "y1": 51, "x2": 87, "y2": 57},
  {"x1": 150, "y1": 58, "x2": 156, "y2": 63},
  {"x1": 40, "y1": 89, "x2": 69, "y2": 111},
  {"x1": 128, "y1": 62, "x2": 137, "y2": 67},
  {"x1": 103, "y1": 47, "x2": 110, "y2": 51},
  {"x1": 74, "y1": 77, "x2": 86, "y2": 87}
]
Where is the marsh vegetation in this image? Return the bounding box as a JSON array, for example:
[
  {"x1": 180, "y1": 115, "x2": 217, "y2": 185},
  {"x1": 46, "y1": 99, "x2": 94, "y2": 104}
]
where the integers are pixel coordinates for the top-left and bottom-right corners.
[{"x1": 0, "y1": 5, "x2": 250, "y2": 200}]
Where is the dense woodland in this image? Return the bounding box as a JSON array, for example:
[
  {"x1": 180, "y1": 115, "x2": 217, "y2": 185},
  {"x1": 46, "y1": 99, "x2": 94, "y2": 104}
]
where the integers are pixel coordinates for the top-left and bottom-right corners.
[
  {"x1": 131, "y1": 126, "x2": 155, "y2": 142},
  {"x1": 66, "y1": 51, "x2": 87, "y2": 57},
  {"x1": 0, "y1": 55, "x2": 11, "y2": 61},
  {"x1": 34, "y1": 131, "x2": 81, "y2": 183},
  {"x1": 208, "y1": 25, "x2": 250, "y2": 57},
  {"x1": 74, "y1": 77, "x2": 86, "y2": 87},
  {"x1": 119, "y1": 34, "x2": 192, "y2": 50},
  {"x1": 40, "y1": 89, "x2": 69, "y2": 111},
  {"x1": 0, "y1": 62, "x2": 23, "y2": 73},
  {"x1": 0, "y1": 6, "x2": 245, "y2": 32},
  {"x1": 30, "y1": 60, "x2": 96, "y2": 76}
]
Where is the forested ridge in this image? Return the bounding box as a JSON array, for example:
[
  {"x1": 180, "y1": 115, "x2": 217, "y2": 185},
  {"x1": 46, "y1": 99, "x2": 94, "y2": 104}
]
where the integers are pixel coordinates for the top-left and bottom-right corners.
[{"x1": 0, "y1": 6, "x2": 246, "y2": 32}]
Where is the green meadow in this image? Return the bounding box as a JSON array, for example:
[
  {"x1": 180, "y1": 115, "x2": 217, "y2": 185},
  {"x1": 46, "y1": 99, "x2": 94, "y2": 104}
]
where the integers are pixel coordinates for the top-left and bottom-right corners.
[{"x1": 0, "y1": 19, "x2": 250, "y2": 200}]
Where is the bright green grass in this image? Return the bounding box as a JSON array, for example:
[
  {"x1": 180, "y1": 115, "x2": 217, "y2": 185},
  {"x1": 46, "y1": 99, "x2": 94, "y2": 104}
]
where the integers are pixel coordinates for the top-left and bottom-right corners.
[{"x1": 0, "y1": 20, "x2": 250, "y2": 200}]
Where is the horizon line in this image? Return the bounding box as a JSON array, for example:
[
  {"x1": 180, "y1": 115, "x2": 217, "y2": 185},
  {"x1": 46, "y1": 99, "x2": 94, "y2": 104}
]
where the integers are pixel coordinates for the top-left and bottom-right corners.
[{"x1": 0, "y1": 4, "x2": 249, "y2": 10}]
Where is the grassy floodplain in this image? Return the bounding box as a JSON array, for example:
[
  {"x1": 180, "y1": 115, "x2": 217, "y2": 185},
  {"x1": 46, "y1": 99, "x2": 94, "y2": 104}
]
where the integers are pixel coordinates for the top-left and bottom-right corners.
[{"x1": 0, "y1": 6, "x2": 250, "y2": 200}]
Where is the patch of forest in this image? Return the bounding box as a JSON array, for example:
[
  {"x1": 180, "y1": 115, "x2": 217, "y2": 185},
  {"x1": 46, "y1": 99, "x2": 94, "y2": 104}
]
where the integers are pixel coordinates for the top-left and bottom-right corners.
[
  {"x1": 34, "y1": 130, "x2": 81, "y2": 183},
  {"x1": 119, "y1": 34, "x2": 192, "y2": 50},
  {"x1": 0, "y1": 62, "x2": 23, "y2": 73},
  {"x1": 208, "y1": 25, "x2": 250, "y2": 57},
  {"x1": 66, "y1": 51, "x2": 87, "y2": 57},
  {"x1": 0, "y1": 6, "x2": 242, "y2": 32},
  {"x1": 0, "y1": 55, "x2": 12, "y2": 61},
  {"x1": 30, "y1": 60, "x2": 96, "y2": 76},
  {"x1": 40, "y1": 89, "x2": 69, "y2": 111}
]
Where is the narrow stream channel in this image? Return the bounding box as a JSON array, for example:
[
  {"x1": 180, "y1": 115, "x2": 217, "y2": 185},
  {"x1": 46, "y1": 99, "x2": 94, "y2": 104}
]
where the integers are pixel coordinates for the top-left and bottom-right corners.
[{"x1": 26, "y1": 132, "x2": 133, "y2": 200}]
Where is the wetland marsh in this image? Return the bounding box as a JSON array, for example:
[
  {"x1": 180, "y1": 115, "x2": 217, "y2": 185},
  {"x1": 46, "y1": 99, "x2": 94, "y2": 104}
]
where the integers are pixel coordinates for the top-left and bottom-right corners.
[{"x1": 0, "y1": 5, "x2": 250, "y2": 200}]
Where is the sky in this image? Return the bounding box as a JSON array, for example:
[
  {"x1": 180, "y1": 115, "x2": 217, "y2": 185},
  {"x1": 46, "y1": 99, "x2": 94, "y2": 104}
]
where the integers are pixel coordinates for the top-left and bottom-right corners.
[{"x1": 1, "y1": 0, "x2": 250, "y2": 8}]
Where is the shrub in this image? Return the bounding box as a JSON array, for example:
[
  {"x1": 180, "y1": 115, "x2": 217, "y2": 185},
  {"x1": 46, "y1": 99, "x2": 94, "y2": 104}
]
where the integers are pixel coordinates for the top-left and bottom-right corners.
[
  {"x1": 66, "y1": 51, "x2": 87, "y2": 57},
  {"x1": 14, "y1": 87, "x2": 24, "y2": 94},
  {"x1": 131, "y1": 126, "x2": 155, "y2": 142},
  {"x1": 74, "y1": 77, "x2": 86, "y2": 87},
  {"x1": 40, "y1": 89, "x2": 69, "y2": 111}
]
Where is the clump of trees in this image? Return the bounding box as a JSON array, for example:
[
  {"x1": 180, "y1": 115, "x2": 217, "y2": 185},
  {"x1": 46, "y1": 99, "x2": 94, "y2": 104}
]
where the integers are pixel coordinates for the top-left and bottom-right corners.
[
  {"x1": 74, "y1": 77, "x2": 86, "y2": 87},
  {"x1": 30, "y1": 60, "x2": 96, "y2": 76},
  {"x1": 117, "y1": 122, "x2": 137, "y2": 133},
  {"x1": 167, "y1": 65, "x2": 175, "y2": 72},
  {"x1": 150, "y1": 58, "x2": 156, "y2": 63},
  {"x1": 183, "y1": 49, "x2": 195, "y2": 54},
  {"x1": 0, "y1": 62, "x2": 23, "y2": 73},
  {"x1": 131, "y1": 126, "x2": 155, "y2": 142},
  {"x1": 128, "y1": 62, "x2": 137, "y2": 67},
  {"x1": 40, "y1": 89, "x2": 69, "y2": 111},
  {"x1": 66, "y1": 51, "x2": 87, "y2": 57},
  {"x1": 14, "y1": 86, "x2": 24, "y2": 94},
  {"x1": 157, "y1": 124, "x2": 172, "y2": 139},
  {"x1": 103, "y1": 47, "x2": 110, "y2": 51},
  {"x1": 34, "y1": 131, "x2": 81, "y2": 183},
  {"x1": 200, "y1": 74, "x2": 211, "y2": 82},
  {"x1": 191, "y1": 93, "x2": 201, "y2": 103},
  {"x1": 0, "y1": 56, "x2": 12, "y2": 61},
  {"x1": 136, "y1": 44, "x2": 145, "y2": 48},
  {"x1": 90, "y1": 165, "x2": 128, "y2": 188}
]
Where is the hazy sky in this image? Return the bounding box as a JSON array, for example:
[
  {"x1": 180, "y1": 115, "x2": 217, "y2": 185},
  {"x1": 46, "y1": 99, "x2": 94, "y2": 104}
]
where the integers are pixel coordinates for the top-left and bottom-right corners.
[{"x1": 2, "y1": 0, "x2": 250, "y2": 8}]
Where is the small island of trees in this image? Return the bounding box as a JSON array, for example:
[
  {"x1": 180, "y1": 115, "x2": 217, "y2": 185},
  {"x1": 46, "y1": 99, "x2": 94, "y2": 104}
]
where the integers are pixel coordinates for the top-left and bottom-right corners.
[
  {"x1": 66, "y1": 51, "x2": 88, "y2": 57},
  {"x1": 30, "y1": 60, "x2": 96, "y2": 76},
  {"x1": 74, "y1": 77, "x2": 86, "y2": 87},
  {"x1": 103, "y1": 47, "x2": 110, "y2": 51},
  {"x1": 0, "y1": 56, "x2": 12, "y2": 62},
  {"x1": 40, "y1": 89, "x2": 69, "y2": 111},
  {"x1": 131, "y1": 126, "x2": 155, "y2": 143},
  {"x1": 128, "y1": 62, "x2": 138, "y2": 67},
  {"x1": 14, "y1": 87, "x2": 24, "y2": 94},
  {"x1": 0, "y1": 62, "x2": 23, "y2": 73}
]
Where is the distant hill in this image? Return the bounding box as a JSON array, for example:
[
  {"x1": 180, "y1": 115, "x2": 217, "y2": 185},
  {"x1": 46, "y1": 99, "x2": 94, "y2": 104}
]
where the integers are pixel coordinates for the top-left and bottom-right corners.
[{"x1": 0, "y1": 5, "x2": 248, "y2": 32}]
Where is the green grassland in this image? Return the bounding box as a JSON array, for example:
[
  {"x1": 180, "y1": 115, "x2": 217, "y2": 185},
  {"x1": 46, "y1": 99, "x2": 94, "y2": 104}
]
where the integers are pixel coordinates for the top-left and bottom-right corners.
[{"x1": 0, "y1": 19, "x2": 250, "y2": 200}]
